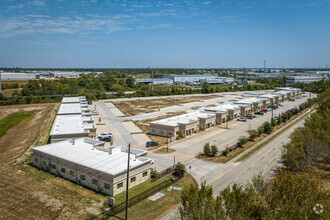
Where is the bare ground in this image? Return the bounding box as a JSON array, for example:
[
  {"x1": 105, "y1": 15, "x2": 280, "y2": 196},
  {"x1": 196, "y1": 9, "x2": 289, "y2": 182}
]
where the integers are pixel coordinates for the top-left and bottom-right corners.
[
  {"x1": 112, "y1": 95, "x2": 219, "y2": 116},
  {"x1": 0, "y1": 103, "x2": 107, "y2": 219}
]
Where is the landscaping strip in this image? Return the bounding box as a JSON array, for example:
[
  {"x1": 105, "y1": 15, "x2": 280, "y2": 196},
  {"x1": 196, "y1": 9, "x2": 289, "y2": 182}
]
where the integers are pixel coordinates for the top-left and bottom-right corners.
[{"x1": 0, "y1": 111, "x2": 36, "y2": 138}]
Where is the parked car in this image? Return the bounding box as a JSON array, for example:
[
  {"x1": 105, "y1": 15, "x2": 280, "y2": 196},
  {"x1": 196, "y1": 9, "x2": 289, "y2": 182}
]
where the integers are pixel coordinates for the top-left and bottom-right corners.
[
  {"x1": 271, "y1": 105, "x2": 278, "y2": 109},
  {"x1": 260, "y1": 109, "x2": 268, "y2": 112},
  {"x1": 278, "y1": 103, "x2": 283, "y2": 107},
  {"x1": 289, "y1": 98, "x2": 295, "y2": 101},
  {"x1": 237, "y1": 117, "x2": 248, "y2": 122},
  {"x1": 255, "y1": 111, "x2": 264, "y2": 115},
  {"x1": 91, "y1": 110, "x2": 98, "y2": 115},
  {"x1": 267, "y1": 107, "x2": 273, "y2": 112},
  {"x1": 247, "y1": 113, "x2": 256, "y2": 118},
  {"x1": 97, "y1": 132, "x2": 113, "y2": 138},
  {"x1": 98, "y1": 136, "x2": 111, "y2": 142},
  {"x1": 146, "y1": 141, "x2": 159, "y2": 147}
]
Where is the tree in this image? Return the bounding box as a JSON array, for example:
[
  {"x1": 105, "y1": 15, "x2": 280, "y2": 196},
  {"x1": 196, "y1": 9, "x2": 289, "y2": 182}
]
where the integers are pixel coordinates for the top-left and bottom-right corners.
[
  {"x1": 203, "y1": 142, "x2": 211, "y2": 156},
  {"x1": 179, "y1": 182, "x2": 226, "y2": 220},
  {"x1": 237, "y1": 136, "x2": 248, "y2": 147},
  {"x1": 211, "y1": 145, "x2": 218, "y2": 157},
  {"x1": 263, "y1": 122, "x2": 273, "y2": 134},
  {"x1": 173, "y1": 162, "x2": 185, "y2": 178},
  {"x1": 201, "y1": 82, "x2": 210, "y2": 94},
  {"x1": 270, "y1": 169, "x2": 329, "y2": 219},
  {"x1": 248, "y1": 129, "x2": 259, "y2": 140}
]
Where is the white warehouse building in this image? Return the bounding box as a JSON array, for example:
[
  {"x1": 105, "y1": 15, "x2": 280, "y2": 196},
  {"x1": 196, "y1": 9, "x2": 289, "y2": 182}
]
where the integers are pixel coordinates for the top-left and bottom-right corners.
[
  {"x1": 32, "y1": 138, "x2": 153, "y2": 196},
  {"x1": 163, "y1": 75, "x2": 217, "y2": 83},
  {"x1": 286, "y1": 76, "x2": 325, "y2": 85}
]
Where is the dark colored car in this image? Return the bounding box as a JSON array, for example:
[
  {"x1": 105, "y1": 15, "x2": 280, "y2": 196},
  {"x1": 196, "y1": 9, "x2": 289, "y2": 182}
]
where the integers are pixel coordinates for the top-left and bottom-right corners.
[
  {"x1": 255, "y1": 111, "x2": 264, "y2": 115},
  {"x1": 146, "y1": 141, "x2": 159, "y2": 147},
  {"x1": 99, "y1": 136, "x2": 111, "y2": 142}
]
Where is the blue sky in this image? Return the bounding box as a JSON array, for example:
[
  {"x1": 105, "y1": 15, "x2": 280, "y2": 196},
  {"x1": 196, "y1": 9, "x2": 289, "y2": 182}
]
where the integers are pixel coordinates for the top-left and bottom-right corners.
[{"x1": 0, "y1": 0, "x2": 329, "y2": 68}]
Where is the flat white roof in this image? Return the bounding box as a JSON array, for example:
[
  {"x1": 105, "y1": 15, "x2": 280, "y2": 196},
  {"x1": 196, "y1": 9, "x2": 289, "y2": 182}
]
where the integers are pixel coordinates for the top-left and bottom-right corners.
[
  {"x1": 234, "y1": 97, "x2": 262, "y2": 104},
  {"x1": 33, "y1": 138, "x2": 152, "y2": 176},
  {"x1": 152, "y1": 110, "x2": 215, "y2": 126},
  {"x1": 50, "y1": 114, "x2": 95, "y2": 135},
  {"x1": 58, "y1": 103, "x2": 82, "y2": 115},
  {"x1": 62, "y1": 97, "x2": 81, "y2": 103}
]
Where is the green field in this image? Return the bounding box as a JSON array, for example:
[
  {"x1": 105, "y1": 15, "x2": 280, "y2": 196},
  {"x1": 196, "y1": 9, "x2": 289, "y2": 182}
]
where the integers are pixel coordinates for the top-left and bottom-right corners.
[{"x1": 0, "y1": 111, "x2": 36, "y2": 138}]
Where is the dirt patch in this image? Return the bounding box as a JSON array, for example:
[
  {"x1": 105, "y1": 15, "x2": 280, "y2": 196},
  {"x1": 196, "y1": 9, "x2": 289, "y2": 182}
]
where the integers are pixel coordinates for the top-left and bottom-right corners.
[
  {"x1": 112, "y1": 95, "x2": 219, "y2": 116},
  {"x1": 0, "y1": 103, "x2": 107, "y2": 219}
]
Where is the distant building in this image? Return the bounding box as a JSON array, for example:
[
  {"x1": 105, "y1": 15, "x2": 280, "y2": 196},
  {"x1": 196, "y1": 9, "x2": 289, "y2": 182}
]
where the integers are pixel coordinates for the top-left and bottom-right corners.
[
  {"x1": 286, "y1": 76, "x2": 325, "y2": 85},
  {"x1": 163, "y1": 75, "x2": 217, "y2": 83},
  {"x1": 32, "y1": 138, "x2": 153, "y2": 196},
  {"x1": 48, "y1": 71, "x2": 84, "y2": 78},
  {"x1": 200, "y1": 77, "x2": 234, "y2": 85},
  {"x1": 0, "y1": 72, "x2": 40, "y2": 80},
  {"x1": 135, "y1": 78, "x2": 173, "y2": 85}
]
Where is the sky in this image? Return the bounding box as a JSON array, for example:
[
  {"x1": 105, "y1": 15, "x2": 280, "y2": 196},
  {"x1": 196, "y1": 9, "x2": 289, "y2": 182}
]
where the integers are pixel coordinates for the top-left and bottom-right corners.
[{"x1": 0, "y1": 0, "x2": 330, "y2": 68}]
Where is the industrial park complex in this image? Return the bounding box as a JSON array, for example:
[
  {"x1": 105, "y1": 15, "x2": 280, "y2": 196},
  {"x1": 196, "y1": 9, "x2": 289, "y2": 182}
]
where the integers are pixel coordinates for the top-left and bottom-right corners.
[{"x1": 150, "y1": 87, "x2": 300, "y2": 140}]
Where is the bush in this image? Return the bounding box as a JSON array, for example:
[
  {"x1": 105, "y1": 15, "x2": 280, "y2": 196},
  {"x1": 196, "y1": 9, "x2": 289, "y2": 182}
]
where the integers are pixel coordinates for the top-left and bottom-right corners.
[
  {"x1": 257, "y1": 125, "x2": 264, "y2": 136},
  {"x1": 248, "y1": 129, "x2": 258, "y2": 140},
  {"x1": 150, "y1": 168, "x2": 158, "y2": 179},
  {"x1": 177, "y1": 131, "x2": 184, "y2": 139},
  {"x1": 211, "y1": 145, "x2": 218, "y2": 157},
  {"x1": 173, "y1": 162, "x2": 185, "y2": 178},
  {"x1": 237, "y1": 136, "x2": 248, "y2": 147},
  {"x1": 222, "y1": 147, "x2": 229, "y2": 157},
  {"x1": 203, "y1": 142, "x2": 211, "y2": 156},
  {"x1": 263, "y1": 122, "x2": 273, "y2": 134}
]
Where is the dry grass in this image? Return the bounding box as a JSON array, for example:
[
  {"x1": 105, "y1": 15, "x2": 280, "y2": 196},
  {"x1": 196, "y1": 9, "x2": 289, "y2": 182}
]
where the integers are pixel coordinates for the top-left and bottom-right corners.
[
  {"x1": 155, "y1": 147, "x2": 176, "y2": 154},
  {"x1": 112, "y1": 95, "x2": 219, "y2": 116},
  {"x1": 109, "y1": 174, "x2": 197, "y2": 220},
  {"x1": 0, "y1": 103, "x2": 108, "y2": 219},
  {"x1": 1, "y1": 88, "x2": 22, "y2": 96}
]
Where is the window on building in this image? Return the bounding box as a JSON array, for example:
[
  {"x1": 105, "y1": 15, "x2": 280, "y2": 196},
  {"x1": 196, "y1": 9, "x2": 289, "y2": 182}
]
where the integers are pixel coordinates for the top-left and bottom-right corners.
[
  {"x1": 151, "y1": 129, "x2": 156, "y2": 133},
  {"x1": 51, "y1": 164, "x2": 56, "y2": 169},
  {"x1": 92, "y1": 179, "x2": 97, "y2": 185},
  {"x1": 142, "y1": 171, "x2": 148, "y2": 177},
  {"x1": 160, "y1": 130, "x2": 164, "y2": 134},
  {"x1": 168, "y1": 132, "x2": 173, "y2": 136},
  {"x1": 131, "y1": 177, "x2": 136, "y2": 183},
  {"x1": 34, "y1": 158, "x2": 38, "y2": 163},
  {"x1": 80, "y1": 175, "x2": 85, "y2": 181},
  {"x1": 104, "y1": 183, "x2": 110, "y2": 189},
  {"x1": 70, "y1": 170, "x2": 75, "y2": 176},
  {"x1": 42, "y1": 161, "x2": 47, "y2": 166},
  {"x1": 61, "y1": 168, "x2": 66, "y2": 173},
  {"x1": 117, "y1": 182, "x2": 123, "y2": 189}
]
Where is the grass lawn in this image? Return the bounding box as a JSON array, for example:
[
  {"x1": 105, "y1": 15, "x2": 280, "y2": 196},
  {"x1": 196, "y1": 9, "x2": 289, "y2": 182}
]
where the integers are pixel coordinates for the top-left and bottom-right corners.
[
  {"x1": 110, "y1": 174, "x2": 197, "y2": 220},
  {"x1": 155, "y1": 147, "x2": 176, "y2": 153},
  {"x1": 114, "y1": 175, "x2": 174, "y2": 205},
  {"x1": 0, "y1": 111, "x2": 36, "y2": 138}
]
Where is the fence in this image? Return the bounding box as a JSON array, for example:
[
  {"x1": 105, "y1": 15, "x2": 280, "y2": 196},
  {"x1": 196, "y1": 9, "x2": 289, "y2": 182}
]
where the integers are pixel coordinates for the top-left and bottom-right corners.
[
  {"x1": 151, "y1": 167, "x2": 174, "y2": 182},
  {"x1": 110, "y1": 175, "x2": 181, "y2": 214}
]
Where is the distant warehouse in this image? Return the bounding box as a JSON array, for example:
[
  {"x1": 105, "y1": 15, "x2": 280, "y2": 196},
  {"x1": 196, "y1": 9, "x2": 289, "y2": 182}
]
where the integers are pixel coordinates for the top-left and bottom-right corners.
[
  {"x1": 0, "y1": 72, "x2": 40, "y2": 80},
  {"x1": 163, "y1": 74, "x2": 217, "y2": 83},
  {"x1": 135, "y1": 78, "x2": 173, "y2": 85},
  {"x1": 32, "y1": 138, "x2": 153, "y2": 196},
  {"x1": 286, "y1": 76, "x2": 325, "y2": 85}
]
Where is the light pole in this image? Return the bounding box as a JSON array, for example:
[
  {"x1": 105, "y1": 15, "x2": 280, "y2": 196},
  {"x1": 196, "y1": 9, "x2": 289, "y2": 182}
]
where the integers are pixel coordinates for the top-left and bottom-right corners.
[{"x1": 125, "y1": 143, "x2": 131, "y2": 220}]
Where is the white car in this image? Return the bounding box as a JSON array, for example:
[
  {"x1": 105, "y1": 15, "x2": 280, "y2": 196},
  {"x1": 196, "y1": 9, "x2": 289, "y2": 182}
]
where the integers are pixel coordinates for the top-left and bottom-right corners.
[
  {"x1": 91, "y1": 110, "x2": 98, "y2": 115},
  {"x1": 97, "y1": 132, "x2": 112, "y2": 138},
  {"x1": 237, "y1": 117, "x2": 247, "y2": 122}
]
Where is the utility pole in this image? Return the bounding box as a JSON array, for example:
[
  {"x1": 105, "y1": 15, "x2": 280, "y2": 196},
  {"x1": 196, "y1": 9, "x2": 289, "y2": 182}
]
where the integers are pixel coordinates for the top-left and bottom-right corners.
[
  {"x1": 173, "y1": 156, "x2": 175, "y2": 168},
  {"x1": 264, "y1": 61, "x2": 266, "y2": 77},
  {"x1": 125, "y1": 143, "x2": 131, "y2": 220},
  {"x1": 151, "y1": 70, "x2": 154, "y2": 92},
  {"x1": 167, "y1": 137, "x2": 169, "y2": 153},
  {"x1": 0, "y1": 71, "x2": 2, "y2": 93}
]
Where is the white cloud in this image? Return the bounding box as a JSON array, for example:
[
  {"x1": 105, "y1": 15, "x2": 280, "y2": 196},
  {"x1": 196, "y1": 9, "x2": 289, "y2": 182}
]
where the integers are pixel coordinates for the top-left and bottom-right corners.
[
  {"x1": 202, "y1": 1, "x2": 211, "y2": 5},
  {"x1": 30, "y1": 0, "x2": 46, "y2": 6}
]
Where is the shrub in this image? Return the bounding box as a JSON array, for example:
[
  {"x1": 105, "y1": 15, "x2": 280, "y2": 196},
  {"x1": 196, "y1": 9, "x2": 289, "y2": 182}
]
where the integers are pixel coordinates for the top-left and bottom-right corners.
[
  {"x1": 237, "y1": 136, "x2": 248, "y2": 147},
  {"x1": 150, "y1": 168, "x2": 158, "y2": 179},
  {"x1": 257, "y1": 125, "x2": 264, "y2": 136},
  {"x1": 203, "y1": 142, "x2": 211, "y2": 156},
  {"x1": 211, "y1": 145, "x2": 218, "y2": 157},
  {"x1": 177, "y1": 131, "x2": 184, "y2": 139},
  {"x1": 173, "y1": 162, "x2": 185, "y2": 178},
  {"x1": 248, "y1": 129, "x2": 258, "y2": 140},
  {"x1": 263, "y1": 122, "x2": 273, "y2": 134},
  {"x1": 222, "y1": 147, "x2": 229, "y2": 157}
]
